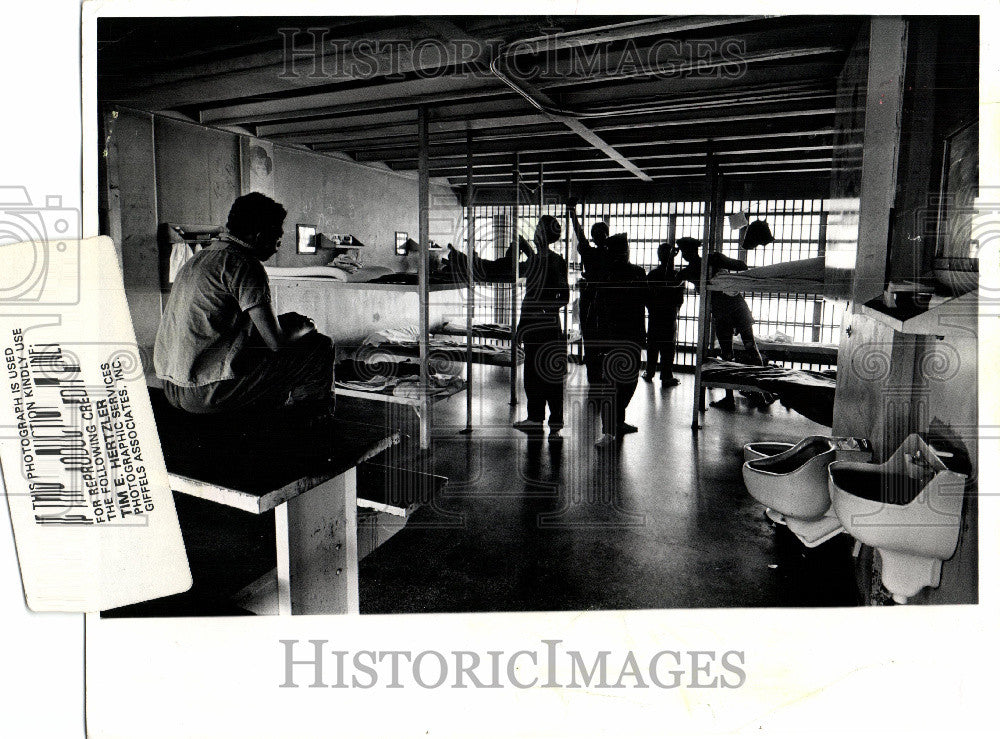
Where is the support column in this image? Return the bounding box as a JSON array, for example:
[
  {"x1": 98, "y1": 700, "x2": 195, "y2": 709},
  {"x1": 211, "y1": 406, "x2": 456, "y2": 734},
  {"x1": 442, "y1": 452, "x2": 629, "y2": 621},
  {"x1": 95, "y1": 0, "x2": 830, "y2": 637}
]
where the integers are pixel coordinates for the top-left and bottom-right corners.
[
  {"x1": 100, "y1": 109, "x2": 123, "y2": 268},
  {"x1": 564, "y1": 176, "x2": 572, "y2": 349},
  {"x1": 852, "y1": 16, "x2": 908, "y2": 305},
  {"x1": 813, "y1": 211, "x2": 829, "y2": 342},
  {"x1": 464, "y1": 127, "x2": 475, "y2": 433},
  {"x1": 538, "y1": 162, "x2": 545, "y2": 209},
  {"x1": 691, "y1": 158, "x2": 719, "y2": 429},
  {"x1": 417, "y1": 107, "x2": 431, "y2": 449},
  {"x1": 510, "y1": 152, "x2": 520, "y2": 406}
]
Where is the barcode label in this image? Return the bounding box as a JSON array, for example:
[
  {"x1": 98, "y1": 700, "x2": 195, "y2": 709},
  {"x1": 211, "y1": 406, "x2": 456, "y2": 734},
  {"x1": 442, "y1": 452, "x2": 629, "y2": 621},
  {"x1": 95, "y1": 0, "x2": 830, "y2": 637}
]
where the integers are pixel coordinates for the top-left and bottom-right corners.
[
  {"x1": 0, "y1": 236, "x2": 191, "y2": 612},
  {"x1": 7, "y1": 338, "x2": 159, "y2": 527}
]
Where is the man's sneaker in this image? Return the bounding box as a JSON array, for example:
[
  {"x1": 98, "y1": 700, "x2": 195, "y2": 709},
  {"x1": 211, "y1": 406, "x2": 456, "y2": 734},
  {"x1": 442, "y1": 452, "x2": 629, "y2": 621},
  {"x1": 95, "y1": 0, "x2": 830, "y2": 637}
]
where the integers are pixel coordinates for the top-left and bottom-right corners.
[
  {"x1": 661, "y1": 377, "x2": 680, "y2": 387},
  {"x1": 709, "y1": 396, "x2": 737, "y2": 411},
  {"x1": 641, "y1": 373, "x2": 653, "y2": 382},
  {"x1": 594, "y1": 433, "x2": 616, "y2": 448},
  {"x1": 513, "y1": 419, "x2": 544, "y2": 432},
  {"x1": 617, "y1": 422, "x2": 638, "y2": 434}
]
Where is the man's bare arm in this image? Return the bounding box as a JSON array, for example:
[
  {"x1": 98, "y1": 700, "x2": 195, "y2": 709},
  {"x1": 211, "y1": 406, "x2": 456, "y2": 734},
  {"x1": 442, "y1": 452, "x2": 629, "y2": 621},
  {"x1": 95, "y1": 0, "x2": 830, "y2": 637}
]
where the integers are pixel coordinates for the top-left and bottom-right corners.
[
  {"x1": 247, "y1": 304, "x2": 284, "y2": 350},
  {"x1": 714, "y1": 253, "x2": 748, "y2": 272},
  {"x1": 567, "y1": 198, "x2": 588, "y2": 246}
]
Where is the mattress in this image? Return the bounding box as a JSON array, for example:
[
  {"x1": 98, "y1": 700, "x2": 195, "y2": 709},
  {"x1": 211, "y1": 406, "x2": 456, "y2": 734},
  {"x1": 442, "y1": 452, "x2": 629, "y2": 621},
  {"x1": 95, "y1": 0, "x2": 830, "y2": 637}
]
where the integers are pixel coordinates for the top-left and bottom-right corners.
[
  {"x1": 708, "y1": 257, "x2": 851, "y2": 298},
  {"x1": 700, "y1": 358, "x2": 837, "y2": 426},
  {"x1": 264, "y1": 264, "x2": 395, "y2": 282}
]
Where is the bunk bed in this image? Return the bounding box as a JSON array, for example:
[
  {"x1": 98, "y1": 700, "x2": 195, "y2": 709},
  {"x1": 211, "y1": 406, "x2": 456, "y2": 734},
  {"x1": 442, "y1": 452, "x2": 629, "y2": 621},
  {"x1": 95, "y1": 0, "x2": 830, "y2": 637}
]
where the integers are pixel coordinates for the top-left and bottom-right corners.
[
  {"x1": 691, "y1": 255, "x2": 851, "y2": 428},
  {"x1": 433, "y1": 282, "x2": 525, "y2": 367},
  {"x1": 368, "y1": 330, "x2": 524, "y2": 368},
  {"x1": 268, "y1": 264, "x2": 528, "y2": 412},
  {"x1": 267, "y1": 274, "x2": 469, "y2": 447}
]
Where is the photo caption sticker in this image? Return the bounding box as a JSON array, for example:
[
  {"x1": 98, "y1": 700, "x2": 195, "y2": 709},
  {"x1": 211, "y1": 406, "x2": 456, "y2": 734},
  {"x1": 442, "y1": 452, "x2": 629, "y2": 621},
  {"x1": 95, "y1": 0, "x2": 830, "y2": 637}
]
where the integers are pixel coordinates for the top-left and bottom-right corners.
[{"x1": 0, "y1": 235, "x2": 191, "y2": 611}]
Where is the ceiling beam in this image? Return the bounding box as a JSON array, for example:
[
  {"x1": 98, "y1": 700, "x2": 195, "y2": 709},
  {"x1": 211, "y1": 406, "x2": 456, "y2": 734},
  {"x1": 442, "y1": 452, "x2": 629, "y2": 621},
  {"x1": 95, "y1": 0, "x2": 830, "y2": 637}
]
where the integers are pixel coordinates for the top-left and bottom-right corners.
[
  {"x1": 253, "y1": 87, "x2": 834, "y2": 140},
  {"x1": 460, "y1": 159, "x2": 838, "y2": 186},
  {"x1": 198, "y1": 76, "x2": 511, "y2": 126},
  {"x1": 509, "y1": 15, "x2": 761, "y2": 54},
  {"x1": 98, "y1": 16, "x2": 372, "y2": 73},
  {"x1": 422, "y1": 149, "x2": 846, "y2": 177},
  {"x1": 323, "y1": 113, "x2": 839, "y2": 159},
  {"x1": 434, "y1": 156, "x2": 839, "y2": 180},
  {"x1": 265, "y1": 113, "x2": 551, "y2": 144},
  {"x1": 540, "y1": 44, "x2": 845, "y2": 91},
  {"x1": 386, "y1": 141, "x2": 851, "y2": 171},
  {"x1": 344, "y1": 125, "x2": 843, "y2": 162},
  {"x1": 425, "y1": 17, "x2": 652, "y2": 182},
  {"x1": 199, "y1": 69, "x2": 831, "y2": 130},
  {"x1": 284, "y1": 99, "x2": 839, "y2": 149}
]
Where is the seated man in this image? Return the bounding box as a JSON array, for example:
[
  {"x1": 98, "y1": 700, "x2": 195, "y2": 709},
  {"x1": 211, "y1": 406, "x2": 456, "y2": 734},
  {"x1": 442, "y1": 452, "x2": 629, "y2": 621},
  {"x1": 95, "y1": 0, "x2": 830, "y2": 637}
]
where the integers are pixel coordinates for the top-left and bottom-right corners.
[
  {"x1": 676, "y1": 237, "x2": 766, "y2": 410},
  {"x1": 154, "y1": 192, "x2": 335, "y2": 418}
]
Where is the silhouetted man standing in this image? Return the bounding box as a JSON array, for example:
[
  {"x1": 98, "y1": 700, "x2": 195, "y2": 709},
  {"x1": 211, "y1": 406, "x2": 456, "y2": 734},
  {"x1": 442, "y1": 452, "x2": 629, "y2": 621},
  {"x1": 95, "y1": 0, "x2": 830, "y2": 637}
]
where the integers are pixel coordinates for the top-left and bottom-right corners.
[
  {"x1": 567, "y1": 197, "x2": 610, "y2": 384},
  {"x1": 593, "y1": 233, "x2": 646, "y2": 447},
  {"x1": 644, "y1": 242, "x2": 685, "y2": 387},
  {"x1": 513, "y1": 216, "x2": 570, "y2": 435}
]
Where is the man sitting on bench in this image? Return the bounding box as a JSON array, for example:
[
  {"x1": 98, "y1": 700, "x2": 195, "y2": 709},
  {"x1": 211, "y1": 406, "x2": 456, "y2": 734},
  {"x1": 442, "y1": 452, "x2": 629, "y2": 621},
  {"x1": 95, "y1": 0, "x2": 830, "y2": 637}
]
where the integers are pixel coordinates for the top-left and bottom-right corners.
[{"x1": 154, "y1": 192, "x2": 335, "y2": 419}]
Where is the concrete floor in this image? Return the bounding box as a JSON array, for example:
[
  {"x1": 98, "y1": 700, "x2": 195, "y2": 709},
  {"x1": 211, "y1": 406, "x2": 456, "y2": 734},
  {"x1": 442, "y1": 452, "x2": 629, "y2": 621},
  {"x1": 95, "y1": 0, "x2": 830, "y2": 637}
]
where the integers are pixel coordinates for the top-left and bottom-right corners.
[
  {"x1": 358, "y1": 364, "x2": 862, "y2": 613},
  {"x1": 104, "y1": 362, "x2": 862, "y2": 618}
]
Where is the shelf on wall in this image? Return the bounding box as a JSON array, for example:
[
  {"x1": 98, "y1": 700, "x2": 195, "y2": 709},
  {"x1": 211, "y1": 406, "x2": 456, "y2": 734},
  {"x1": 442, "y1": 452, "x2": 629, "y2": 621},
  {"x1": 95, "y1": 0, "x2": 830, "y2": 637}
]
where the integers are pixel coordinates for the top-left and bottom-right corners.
[
  {"x1": 267, "y1": 277, "x2": 464, "y2": 292},
  {"x1": 859, "y1": 289, "x2": 978, "y2": 336}
]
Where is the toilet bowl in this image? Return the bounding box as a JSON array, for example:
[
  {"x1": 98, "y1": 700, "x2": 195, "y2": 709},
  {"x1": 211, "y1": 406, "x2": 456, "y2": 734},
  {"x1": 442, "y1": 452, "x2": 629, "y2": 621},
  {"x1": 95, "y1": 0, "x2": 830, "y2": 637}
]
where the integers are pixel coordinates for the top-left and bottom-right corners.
[
  {"x1": 742, "y1": 437, "x2": 873, "y2": 547},
  {"x1": 829, "y1": 433, "x2": 967, "y2": 604}
]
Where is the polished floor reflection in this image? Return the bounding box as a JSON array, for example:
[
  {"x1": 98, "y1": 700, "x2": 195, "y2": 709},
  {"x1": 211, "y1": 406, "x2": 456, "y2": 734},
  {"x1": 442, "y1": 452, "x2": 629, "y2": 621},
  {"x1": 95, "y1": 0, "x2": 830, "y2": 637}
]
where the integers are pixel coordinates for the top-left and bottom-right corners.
[{"x1": 359, "y1": 365, "x2": 860, "y2": 613}]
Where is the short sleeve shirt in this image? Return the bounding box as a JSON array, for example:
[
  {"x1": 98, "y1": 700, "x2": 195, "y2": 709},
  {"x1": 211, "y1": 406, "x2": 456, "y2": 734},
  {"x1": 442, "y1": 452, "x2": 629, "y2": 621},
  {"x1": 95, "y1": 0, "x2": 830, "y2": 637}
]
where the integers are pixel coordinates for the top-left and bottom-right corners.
[{"x1": 153, "y1": 241, "x2": 271, "y2": 387}]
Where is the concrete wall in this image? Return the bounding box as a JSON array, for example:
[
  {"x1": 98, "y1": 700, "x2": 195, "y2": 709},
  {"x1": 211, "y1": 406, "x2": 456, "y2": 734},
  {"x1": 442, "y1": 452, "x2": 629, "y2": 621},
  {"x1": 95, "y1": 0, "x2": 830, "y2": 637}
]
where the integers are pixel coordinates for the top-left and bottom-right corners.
[
  {"x1": 272, "y1": 147, "x2": 462, "y2": 272},
  {"x1": 103, "y1": 110, "x2": 464, "y2": 370}
]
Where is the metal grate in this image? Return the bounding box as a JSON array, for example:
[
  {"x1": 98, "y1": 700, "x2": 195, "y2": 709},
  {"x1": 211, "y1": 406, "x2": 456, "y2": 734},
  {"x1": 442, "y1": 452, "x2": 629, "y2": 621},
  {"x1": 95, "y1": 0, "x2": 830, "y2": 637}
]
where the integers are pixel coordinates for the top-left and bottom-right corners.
[{"x1": 461, "y1": 197, "x2": 847, "y2": 370}]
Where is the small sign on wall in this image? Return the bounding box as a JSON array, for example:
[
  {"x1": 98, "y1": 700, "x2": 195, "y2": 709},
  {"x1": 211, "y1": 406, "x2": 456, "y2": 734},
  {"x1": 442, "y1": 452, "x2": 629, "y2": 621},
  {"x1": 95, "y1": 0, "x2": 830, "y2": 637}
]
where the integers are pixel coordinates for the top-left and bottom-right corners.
[
  {"x1": 297, "y1": 224, "x2": 317, "y2": 254},
  {"x1": 395, "y1": 231, "x2": 409, "y2": 255}
]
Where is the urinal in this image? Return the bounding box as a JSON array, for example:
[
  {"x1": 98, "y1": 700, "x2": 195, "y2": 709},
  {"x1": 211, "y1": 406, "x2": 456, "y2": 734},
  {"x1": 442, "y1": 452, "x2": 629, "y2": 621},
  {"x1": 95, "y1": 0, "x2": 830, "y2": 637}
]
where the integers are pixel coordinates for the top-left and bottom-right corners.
[
  {"x1": 829, "y1": 433, "x2": 967, "y2": 604},
  {"x1": 742, "y1": 437, "x2": 873, "y2": 547},
  {"x1": 743, "y1": 442, "x2": 794, "y2": 463}
]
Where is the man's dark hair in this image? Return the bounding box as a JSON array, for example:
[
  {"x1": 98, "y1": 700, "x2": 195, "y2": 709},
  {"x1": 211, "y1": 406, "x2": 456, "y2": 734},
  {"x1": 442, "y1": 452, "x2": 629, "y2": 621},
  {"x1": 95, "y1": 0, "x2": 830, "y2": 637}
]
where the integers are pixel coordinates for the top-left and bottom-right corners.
[
  {"x1": 606, "y1": 233, "x2": 629, "y2": 262},
  {"x1": 226, "y1": 192, "x2": 287, "y2": 241},
  {"x1": 590, "y1": 221, "x2": 609, "y2": 242},
  {"x1": 676, "y1": 237, "x2": 701, "y2": 257},
  {"x1": 536, "y1": 214, "x2": 562, "y2": 244}
]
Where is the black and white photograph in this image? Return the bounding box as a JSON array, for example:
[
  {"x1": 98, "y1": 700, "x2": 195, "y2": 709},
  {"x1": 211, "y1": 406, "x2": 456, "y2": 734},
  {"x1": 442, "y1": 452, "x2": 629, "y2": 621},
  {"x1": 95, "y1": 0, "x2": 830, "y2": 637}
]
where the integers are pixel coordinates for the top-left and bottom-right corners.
[
  {"x1": 93, "y1": 11, "x2": 979, "y2": 618},
  {"x1": 1, "y1": 2, "x2": 997, "y2": 736}
]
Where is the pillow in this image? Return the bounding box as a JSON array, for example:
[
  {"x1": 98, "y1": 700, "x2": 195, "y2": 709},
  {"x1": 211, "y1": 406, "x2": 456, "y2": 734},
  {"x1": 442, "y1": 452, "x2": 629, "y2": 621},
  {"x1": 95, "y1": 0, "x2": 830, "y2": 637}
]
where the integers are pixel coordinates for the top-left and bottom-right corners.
[
  {"x1": 263, "y1": 265, "x2": 349, "y2": 280},
  {"x1": 344, "y1": 265, "x2": 395, "y2": 282}
]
